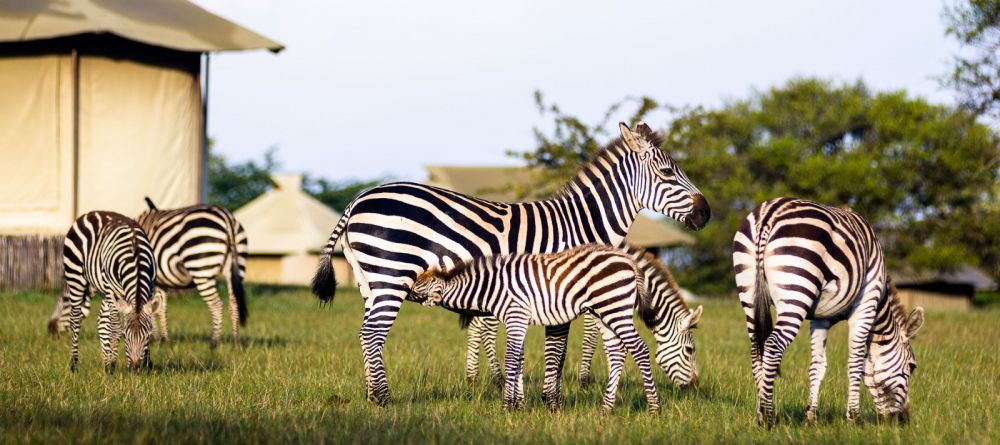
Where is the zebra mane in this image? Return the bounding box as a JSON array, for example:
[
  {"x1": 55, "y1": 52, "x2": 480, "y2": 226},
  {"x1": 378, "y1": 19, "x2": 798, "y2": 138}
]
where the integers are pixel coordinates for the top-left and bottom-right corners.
[
  {"x1": 552, "y1": 129, "x2": 666, "y2": 200},
  {"x1": 639, "y1": 250, "x2": 689, "y2": 313},
  {"x1": 883, "y1": 276, "x2": 909, "y2": 336}
]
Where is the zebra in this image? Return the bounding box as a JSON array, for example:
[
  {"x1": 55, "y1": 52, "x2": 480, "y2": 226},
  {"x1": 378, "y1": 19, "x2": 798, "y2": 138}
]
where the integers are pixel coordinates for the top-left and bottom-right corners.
[
  {"x1": 732, "y1": 197, "x2": 924, "y2": 426},
  {"x1": 411, "y1": 244, "x2": 661, "y2": 412},
  {"x1": 49, "y1": 199, "x2": 249, "y2": 349},
  {"x1": 59, "y1": 211, "x2": 158, "y2": 372},
  {"x1": 463, "y1": 246, "x2": 703, "y2": 390},
  {"x1": 311, "y1": 122, "x2": 710, "y2": 405}
]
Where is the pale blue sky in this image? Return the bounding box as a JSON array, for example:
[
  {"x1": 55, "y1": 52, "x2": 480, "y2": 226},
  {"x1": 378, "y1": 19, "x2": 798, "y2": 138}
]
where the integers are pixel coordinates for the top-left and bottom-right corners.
[{"x1": 195, "y1": 0, "x2": 958, "y2": 183}]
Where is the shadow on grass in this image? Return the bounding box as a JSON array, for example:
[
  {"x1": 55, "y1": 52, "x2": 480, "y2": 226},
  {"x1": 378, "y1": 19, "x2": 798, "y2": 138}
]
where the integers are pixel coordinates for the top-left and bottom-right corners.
[
  {"x1": 148, "y1": 359, "x2": 226, "y2": 374},
  {"x1": 164, "y1": 332, "x2": 290, "y2": 348}
]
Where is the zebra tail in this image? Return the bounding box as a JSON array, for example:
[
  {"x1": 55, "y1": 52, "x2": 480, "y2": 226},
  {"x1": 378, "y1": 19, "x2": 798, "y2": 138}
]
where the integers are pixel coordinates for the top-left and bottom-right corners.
[
  {"x1": 312, "y1": 206, "x2": 351, "y2": 303},
  {"x1": 752, "y1": 257, "x2": 775, "y2": 374},
  {"x1": 229, "y1": 225, "x2": 248, "y2": 326},
  {"x1": 458, "y1": 314, "x2": 475, "y2": 330}
]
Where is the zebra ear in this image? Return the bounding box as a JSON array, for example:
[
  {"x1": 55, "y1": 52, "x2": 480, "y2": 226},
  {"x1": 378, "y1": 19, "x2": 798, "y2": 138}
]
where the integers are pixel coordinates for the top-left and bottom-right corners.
[
  {"x1": 619, "y1": 122, "x2": 646, "y2": 153},
  {"x1": 905, "y1": 307, "x2": 924, "y2": 339},
  {"x1": 685, "y1": 305, "x2": 703, "y2": 330},
  {"x1": 144, "y1": 197, "x2": 158, "y2": 211}
]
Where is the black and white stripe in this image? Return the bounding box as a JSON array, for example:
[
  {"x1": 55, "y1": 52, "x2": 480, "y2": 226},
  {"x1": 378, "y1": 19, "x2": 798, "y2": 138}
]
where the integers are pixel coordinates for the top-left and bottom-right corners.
[
  {"x1": 411, "y1": 244, "x2": 660, "y2": 412},
  {"x1": 732, "y1": 197, "x2": 924, "y2": 426},
  {"x1": 311, "y1": 122, "x2": 710, "y2": 405},
  {"x1": 136, "y1": 199, "x2": 249, "y2": 348},
  {"x1": 59, "y1": 211, "x2": 157, "y2": 372},
  {"x1": 51, "y1": 200, "x2": 249, "y2": 349},
  {"x1": 465, "y1": 246, "x2": 703, "y2": 390}
]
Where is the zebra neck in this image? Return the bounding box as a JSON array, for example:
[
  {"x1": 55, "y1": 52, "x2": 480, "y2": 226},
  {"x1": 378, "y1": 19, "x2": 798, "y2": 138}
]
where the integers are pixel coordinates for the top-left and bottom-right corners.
[
  {"x1": 871, "y1": 294, "x2": 905, "y2": 340},
  {"x1": 524, "y1": 169, "x2": 641, "y2": 247}
]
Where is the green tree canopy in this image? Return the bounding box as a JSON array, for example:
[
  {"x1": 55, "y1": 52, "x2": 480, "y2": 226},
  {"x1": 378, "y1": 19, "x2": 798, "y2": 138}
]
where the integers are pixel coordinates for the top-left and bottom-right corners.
[
  {"x1": 943, "y1": 0, "x2": 1000, "y2": 120},
  {"x1": 514, "y1": 79, "x2": 1000, "y2": 294}
]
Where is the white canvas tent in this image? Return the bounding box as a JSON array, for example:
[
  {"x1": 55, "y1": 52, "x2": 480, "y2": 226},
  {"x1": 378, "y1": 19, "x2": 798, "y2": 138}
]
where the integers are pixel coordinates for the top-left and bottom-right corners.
[
  {"x1": 234, "y1": 174, "x2": 352, "y2": 285},
  {"x1": 0, "y1": 0, "x2": 282, "y2": 235}
]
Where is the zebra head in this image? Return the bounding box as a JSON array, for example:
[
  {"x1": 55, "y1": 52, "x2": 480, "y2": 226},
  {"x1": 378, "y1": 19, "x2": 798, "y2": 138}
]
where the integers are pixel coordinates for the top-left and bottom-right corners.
[
  {"x1": 654, "y1": 305, "x2": 702, "y2": 387},
  {"x1": 410, "y1": 270, "x2": 446, "y2": 307},
  {"x1": 115, "y1": 295, "x2": 158, "y2": 371},
  {"x1": 864, "y1": 305, "x2": 924, "y2": 422},
  {"x1": 618, "y1": 122, "x2": 710, "y2": 231}
]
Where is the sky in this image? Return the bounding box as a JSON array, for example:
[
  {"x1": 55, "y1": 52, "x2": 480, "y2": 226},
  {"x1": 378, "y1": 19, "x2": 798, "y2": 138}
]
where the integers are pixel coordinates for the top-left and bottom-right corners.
[{"x1": 194, "y1": 0, "x2": 960, "y2": 183}]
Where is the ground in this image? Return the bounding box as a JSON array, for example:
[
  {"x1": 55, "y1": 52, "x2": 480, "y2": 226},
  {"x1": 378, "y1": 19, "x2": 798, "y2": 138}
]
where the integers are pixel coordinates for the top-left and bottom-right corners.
[{"x1": 1, "y1": 287, "x2": 998, "y2": 444}]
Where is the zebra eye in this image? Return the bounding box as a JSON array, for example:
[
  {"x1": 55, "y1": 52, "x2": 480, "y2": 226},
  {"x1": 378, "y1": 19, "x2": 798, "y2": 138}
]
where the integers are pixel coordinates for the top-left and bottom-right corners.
[
  {"x1": 908, "y1": 363, "x2": 917, "y2": 373},
  {"x1": 659, "y1": 167, "x2": 674, "y2": 177},
  {"x1": 684, "y1": 346, "x2": 694, "y2": 355}
]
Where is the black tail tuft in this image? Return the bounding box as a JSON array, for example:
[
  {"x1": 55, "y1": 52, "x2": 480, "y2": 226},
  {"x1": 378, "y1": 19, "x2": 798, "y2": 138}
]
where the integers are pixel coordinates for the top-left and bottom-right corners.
[
  {"x1": 231, "y1": 255, "x2": 248, "y2": 325},
  {"x1": 47, "y1": 318, "x2": 60, "y2": 337},
  {"x1": 312, "y1": 253, "x2": 337, "y2": 303},
  {"x1": 753, "y1": 268, "x2": 774, "y2": 370},
  {"x1": 637, "y1": 274, "x2": 657, "y2": 330},
  {"x1": 458, "y1": 314, "x2": 475, "y2": 330}
]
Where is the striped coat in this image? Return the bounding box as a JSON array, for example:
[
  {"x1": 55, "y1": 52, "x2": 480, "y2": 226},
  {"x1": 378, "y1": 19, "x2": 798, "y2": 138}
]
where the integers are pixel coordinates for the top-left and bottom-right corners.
[{"x1": 311, "y1": 122, "x2": 710, "y2": 405}]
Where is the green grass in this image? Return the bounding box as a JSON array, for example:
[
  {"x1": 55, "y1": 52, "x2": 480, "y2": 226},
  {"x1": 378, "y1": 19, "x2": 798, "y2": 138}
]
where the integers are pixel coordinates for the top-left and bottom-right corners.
[{"x1": 2, "y1": 287, "x2": 998, "y2": 444}]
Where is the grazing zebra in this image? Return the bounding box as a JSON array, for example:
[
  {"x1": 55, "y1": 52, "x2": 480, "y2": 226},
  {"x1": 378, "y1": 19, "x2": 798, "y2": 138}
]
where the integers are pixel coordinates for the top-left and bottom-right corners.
[
  {"x1": 311, "y1": 122, "x2": 710, "y2": 405},
  {"x1": 463, "y1": 246, "x2": 703, "y2": 390},
  {"x1": 411, "y1": 244, "x2": 660, "y2": 412},
  {"x1": 50, "y1": 200, "x2": 249, "y2": 348},
  {"x1": 732, "y1": 197, "x2": 924, "y2": 426},
  {"x1": 136, "y1": 198, "x2": 249, "y2": 348},
  {"x1": 60, "y1": 211, "x2": 158, "y2": 372}
]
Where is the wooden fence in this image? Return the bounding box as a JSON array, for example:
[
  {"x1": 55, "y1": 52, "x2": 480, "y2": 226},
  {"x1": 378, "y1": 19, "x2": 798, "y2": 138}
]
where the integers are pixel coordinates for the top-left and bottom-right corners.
[{"x1": 0, "y1": 235, "x2": 63, "y2": 291}]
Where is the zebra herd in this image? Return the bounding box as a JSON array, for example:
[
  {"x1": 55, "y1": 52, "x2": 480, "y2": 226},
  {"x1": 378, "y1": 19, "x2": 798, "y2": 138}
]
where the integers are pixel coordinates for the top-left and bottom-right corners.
[{"x1": 47, "y1": 122, "x2": 923, "y2": 426}]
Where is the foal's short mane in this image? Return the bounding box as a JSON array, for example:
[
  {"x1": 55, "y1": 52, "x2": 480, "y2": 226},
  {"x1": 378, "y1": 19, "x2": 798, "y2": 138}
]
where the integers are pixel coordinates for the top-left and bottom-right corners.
[
  {"x1": 639, "y1": 250, "x2": 689, "y2": 312},
  {"x1": 553, "y1": 129, "x2": 666, "y2": 200},
  {"x1": 884, "y1": 275, "x2": 910, "y2": 335}
]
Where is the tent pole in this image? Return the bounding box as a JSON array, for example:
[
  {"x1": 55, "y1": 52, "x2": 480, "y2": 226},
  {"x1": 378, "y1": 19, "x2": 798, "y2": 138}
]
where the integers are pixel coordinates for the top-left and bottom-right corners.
[
  {"x1": 71, "y1": 47, "x2": 79, "y2": 218},
  {"x1": 200, "y1": 52, "x2": 210, "y2": 203}
]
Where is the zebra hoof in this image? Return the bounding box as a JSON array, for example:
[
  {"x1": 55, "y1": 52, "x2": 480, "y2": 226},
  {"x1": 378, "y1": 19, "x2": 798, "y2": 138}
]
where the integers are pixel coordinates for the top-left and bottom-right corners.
[
  {"x1": 70, "y1": 357, "x2": 78, "y2": 373},
  {"x1": 805, "y1": 408, "x2": 818, "y2": 424},
  {"x1": 366, "y1": 387, "x2": 391, "y2": 407},
  {"x1": 543, "y1": 393, "x2": 564, "y2": 412},
  {"x1": 105, "y1": 363, "x2": 116, "y2": 374},
  {"x1": 648, "y1": 404, "x2": 661, "y2": 414},
  {"x1": 579, "y1": 374, "x2": 593, "y2": 387}
]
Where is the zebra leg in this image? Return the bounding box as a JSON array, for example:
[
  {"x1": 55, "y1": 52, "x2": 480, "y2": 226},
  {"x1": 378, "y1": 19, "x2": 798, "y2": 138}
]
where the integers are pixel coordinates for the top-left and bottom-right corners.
[
  {"x1": 805, "y1": 319, "x2": 831, "y2": 423},
  {"x1": 359, "y1": 290, "x2": 407, "y2": 406},
  {"x1": 541, "y1": 323, "x2": 570, "y2": 411},
  {"x1": 501, "y1": 315, "x2": 529, "y2": 411},
  {"x1": 193, "y1": 276, "x2": 224, "y2": 349},
  {"x1": 153, "y1": 288, "x2": 169, "y2": 343},
  {"x1": 602, "y1": 316, "x2": 660, "y2": 413},
  {"x1": 223, "y1": 264, "x2": 241, "y2": 344},
  {"x1": 97, "y1": 297, "x2": 120, "y2": 373},
  {"x1": 598, "y1": 324, "x2": 626, "y2": 413},
  {"x1": 480, "y1": 317, "x2": 502, "y2": 385},
  {"x1": 757, "y1": 303, "x2": 808, "y2": 427},
  {"x1": 578, "y1": 313, "x2": 601, "y2": 386},
  {"x1": 65, "y1": 282, "x2": 89, "y2": 372},
  {"x1": 465, "y1": 317, "x2": 484, "y2": 381},
  {"x1": 845, "y1": 294, "x2": 879, "y2": 421}
]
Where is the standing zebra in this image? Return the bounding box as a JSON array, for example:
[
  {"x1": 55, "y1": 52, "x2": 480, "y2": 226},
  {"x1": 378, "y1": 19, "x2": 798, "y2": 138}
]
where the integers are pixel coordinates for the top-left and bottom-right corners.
[
  {"x1": 312, "y1": 122, "x2": 710, "y2": 405},
  {"x1": 411, "y1": 245, "x2": 660, "y2": 412},
  {"x1": 464, "y1": 246, "x2": 703, "y2": 389},
  {"x1": 732, "y1": 197, "x2": 924, "y2": 426},
  {"x1": 60, "y1": 211, "x2": 158, "y2": 372},
  {"x1": 136, "y1": 198, "x2": 248, "y2": 348},
  {"x1": 49, "y1": 199, "x2": 249, "y2": 348}
]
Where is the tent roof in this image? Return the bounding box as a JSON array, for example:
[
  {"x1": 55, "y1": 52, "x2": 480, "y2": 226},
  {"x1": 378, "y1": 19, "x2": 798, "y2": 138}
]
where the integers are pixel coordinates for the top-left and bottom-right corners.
[
  {"x1": 234, "y1": 174, "x2": 341, "y2": 255},
  {"x1": 424, "y1": 165, "x2": 694, "y2": 248},
  {"x1": 892, "y1": 265, "x2": 997, "y2": 292},
  {"x1": 0, "y1": 0, "x2": 283, "y2": 53}
]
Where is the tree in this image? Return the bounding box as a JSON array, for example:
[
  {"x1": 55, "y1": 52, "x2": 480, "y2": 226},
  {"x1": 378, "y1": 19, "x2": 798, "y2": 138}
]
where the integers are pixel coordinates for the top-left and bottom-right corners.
[
  {"x1": 943, "y1": 0, "x2": 1000, "y2": 120},
  {"x1": 514, "y1": 79, "x2": 1000, "y2": 294},
  {"x1": 207, "y1": 144, "x2": 279, "y2": 211},
  {"x1": 207, "y1": 142, "x2": 383, "y2": 212}
]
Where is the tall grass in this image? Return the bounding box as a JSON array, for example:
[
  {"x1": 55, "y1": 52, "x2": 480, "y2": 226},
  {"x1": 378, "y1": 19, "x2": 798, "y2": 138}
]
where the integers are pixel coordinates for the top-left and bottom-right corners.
[{"x1": 1, "y1": 288, "x2": 997, "y2": 444}]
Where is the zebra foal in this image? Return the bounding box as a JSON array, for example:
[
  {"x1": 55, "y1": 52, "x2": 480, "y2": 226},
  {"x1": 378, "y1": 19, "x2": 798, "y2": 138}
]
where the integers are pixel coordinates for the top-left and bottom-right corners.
[
  {"x1": 732, "y1": 197, "x2": 924, "y2": 426},
  {"x1": 60, "y1": 211, "x2": 158, "y2": 372},
  {"x1": 411, "y1": 244, "x2": 660, "y2": 413}
]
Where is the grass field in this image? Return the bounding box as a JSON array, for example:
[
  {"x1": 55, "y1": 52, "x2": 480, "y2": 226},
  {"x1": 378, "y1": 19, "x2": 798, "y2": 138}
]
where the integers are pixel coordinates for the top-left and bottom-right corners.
[{"x1": 2, "y1": 286, "x2": 998, "y2": 444}]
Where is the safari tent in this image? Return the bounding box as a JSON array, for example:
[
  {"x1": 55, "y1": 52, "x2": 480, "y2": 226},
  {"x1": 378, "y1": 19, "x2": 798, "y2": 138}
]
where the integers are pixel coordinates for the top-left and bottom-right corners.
[
  {"x1": 424, "y1": 165, "x2": 696, "y2": 250},
  {"x1": 0, "y1": 0, "x2": 282, "y2": 289},
  {"x1": 892, "y1": 265, "x2": 996, "y2": 311},
  {"x1": 234, "y1": 174, "x2": 353, "y2": 286}
]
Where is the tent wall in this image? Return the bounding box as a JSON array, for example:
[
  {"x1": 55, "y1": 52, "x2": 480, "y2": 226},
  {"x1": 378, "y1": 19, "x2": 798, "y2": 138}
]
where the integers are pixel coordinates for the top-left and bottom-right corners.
[
  {"x1": 0, "y1": 55, "x2": 76, "y2": 234},
  {"x1": 0, "y1": 35, "x2": 202, "y2": 235}
]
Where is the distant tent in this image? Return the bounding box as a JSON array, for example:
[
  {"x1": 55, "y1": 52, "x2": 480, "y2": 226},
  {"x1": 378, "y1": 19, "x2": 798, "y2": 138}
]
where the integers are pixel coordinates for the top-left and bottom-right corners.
[
  {"x1": 891, "y1": 265, "x2": 996, "y2": 311},
  {"x1": 424, "y1": 165, "x2": 695, "y2": 249},
  {"x1": 234, "y1": 174, "x2": 352, "y2": 285},
  {"x1": 0, "y1": 0, "x2": 282, "y2": 235}
]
